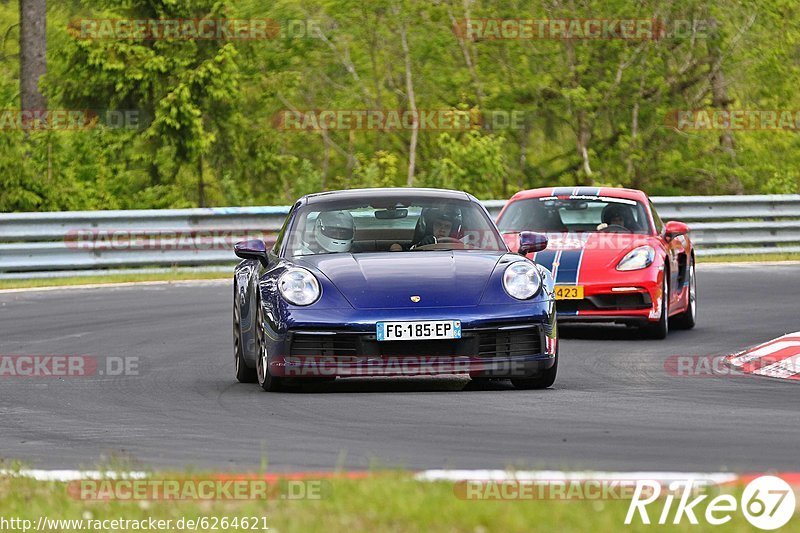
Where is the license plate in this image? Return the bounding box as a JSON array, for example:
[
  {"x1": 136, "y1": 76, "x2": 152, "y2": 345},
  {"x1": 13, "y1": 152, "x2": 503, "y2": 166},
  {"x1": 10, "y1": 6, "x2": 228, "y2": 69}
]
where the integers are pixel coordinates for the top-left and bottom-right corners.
[
  {"x1": 376, "y1": 320, "x2": 462, "y2": 341},
  {"x1": 554, "y1": 285, "x2": 584, "y2": 300}
]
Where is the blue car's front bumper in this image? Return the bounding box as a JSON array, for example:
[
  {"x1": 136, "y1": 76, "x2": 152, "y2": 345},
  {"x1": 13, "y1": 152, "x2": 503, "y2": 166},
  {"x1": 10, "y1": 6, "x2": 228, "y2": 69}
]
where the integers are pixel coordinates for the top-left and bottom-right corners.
[{"x1": 261, "y1": 301, "x2": 557, "y2": 379}]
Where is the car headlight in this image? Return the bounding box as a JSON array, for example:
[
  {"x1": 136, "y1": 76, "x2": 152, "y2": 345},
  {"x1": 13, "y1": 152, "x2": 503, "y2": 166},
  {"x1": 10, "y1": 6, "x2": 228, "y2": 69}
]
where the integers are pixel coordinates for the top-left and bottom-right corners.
[
  {"x1": 503, "y1": 262, "x2": 542, "y2": 300},
  {"x1": 616, "y1": 245, "x2": 655, "y2": 271},
  {"x1": 278, "y1": 268, "x2": 321, "y2": 306}
]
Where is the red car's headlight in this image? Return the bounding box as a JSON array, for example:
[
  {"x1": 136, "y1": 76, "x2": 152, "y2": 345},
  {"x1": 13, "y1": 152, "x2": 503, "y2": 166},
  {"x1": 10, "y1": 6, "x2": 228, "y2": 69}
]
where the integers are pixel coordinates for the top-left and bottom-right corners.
[{"x1": 616, "y1": 245, "x2": 655, "y2": 271}]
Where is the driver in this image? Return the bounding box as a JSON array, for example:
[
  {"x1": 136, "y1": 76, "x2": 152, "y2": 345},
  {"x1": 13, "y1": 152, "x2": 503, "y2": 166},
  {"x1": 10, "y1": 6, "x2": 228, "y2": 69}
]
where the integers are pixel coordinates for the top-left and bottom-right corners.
[
  {"x1": 299, "y1": 210, "x2": 355, "y2": 254},
  {"x1": 597, "y1": 204, "x2": 631, "y2": 231},
  {"x1": 411, "y1": 207, "x2": 460, "y2": 248}
]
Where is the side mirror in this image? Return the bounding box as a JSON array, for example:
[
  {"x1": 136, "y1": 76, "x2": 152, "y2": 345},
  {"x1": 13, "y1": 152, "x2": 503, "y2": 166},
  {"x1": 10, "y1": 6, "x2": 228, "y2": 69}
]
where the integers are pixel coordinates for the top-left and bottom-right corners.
[
  {"x1": 518, "y1": 231, "x2": 548, "y2": 256},
  {"x1": 664, "y1": 221, "x2": 689, "y2": 242},
  {"x1": 234, "y1": 239, "x2": 269, "y2": 266}
]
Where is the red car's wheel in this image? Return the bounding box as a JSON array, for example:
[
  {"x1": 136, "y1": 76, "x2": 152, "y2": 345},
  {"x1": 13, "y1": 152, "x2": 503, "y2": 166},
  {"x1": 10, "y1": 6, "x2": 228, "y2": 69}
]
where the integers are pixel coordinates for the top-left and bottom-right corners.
[{"x1": 643, "y1": 271, "x2": 669, "y2": 339}]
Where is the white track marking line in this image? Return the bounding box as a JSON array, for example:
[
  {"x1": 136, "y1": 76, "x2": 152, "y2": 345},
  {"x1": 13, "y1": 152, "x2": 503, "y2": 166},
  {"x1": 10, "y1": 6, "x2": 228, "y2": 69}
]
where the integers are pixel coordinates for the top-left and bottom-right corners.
[
  {"x1": 0, "y1": 469, "x2": 148, "y2": 481},
  {"x1": 414, "y1": 470, "x2": 739, "y2": 485},
  {"x1": 699, "y1": 261, "x2": 800, "y2": 268},
  {"x1": 5, "y1": 468, "x2": 744, "y2": 486}
]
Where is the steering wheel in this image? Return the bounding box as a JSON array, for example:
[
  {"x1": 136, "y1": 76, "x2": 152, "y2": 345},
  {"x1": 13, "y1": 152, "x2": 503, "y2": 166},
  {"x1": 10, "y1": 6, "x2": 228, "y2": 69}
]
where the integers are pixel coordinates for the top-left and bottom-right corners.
[
  {"x1": 599, "y1": 224, "x2": 633, "y2": 234},
  {"x1": 412, "y1": 237, "x2": 465, "y2": 250}
]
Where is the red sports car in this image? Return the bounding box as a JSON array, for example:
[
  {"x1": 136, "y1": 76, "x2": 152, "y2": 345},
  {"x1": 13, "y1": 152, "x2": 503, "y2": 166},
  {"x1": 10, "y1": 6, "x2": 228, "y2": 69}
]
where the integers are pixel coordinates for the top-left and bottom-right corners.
[{"x1": 496, "y1": 187, "x2": 696, "y2": 338}]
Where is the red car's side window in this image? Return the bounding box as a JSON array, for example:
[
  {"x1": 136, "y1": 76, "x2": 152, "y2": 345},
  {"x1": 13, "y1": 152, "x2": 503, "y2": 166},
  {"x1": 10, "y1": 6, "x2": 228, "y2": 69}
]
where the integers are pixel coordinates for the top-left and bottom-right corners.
[{"x1": 650, "y1": 201, "x2": 664, "y2": 234}]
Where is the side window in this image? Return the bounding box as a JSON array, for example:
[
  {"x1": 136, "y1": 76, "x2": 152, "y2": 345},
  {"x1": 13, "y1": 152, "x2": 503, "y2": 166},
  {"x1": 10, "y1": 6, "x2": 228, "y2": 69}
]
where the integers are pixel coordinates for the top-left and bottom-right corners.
[
  {"x1": 650, "y1": 201, "x2": 664, "y2": 234},
  {"x1": 273, "y1": 203, "x2": 299, "y2": 256}
]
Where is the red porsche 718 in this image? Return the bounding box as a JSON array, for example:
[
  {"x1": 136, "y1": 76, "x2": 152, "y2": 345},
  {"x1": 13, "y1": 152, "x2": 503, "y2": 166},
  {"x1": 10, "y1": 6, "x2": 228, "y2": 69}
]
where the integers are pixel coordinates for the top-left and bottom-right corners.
[{"x1": 496, "y1": 187, "x2": 696, "y2": 338}]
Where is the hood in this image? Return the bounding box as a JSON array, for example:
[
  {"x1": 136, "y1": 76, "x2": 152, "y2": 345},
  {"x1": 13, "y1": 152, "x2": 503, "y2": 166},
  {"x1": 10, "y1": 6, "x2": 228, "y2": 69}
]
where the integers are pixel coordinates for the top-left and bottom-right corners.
[
  {"x1": 296, "y1": 252, "x2": 504, "y2": 309},
  {"x1": 527, "y1": 232, "x2": 656, "y2": 283}
]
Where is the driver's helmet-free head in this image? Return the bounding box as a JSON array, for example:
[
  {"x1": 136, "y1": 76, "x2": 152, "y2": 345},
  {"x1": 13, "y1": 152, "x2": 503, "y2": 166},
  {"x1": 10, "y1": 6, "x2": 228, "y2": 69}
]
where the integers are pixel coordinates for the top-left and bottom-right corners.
[
  {"x1": 601, "y1": 204, "x2": 631, "y2": 227},
  {"x1": 423, "y1": 206, "x2": 462, "y2": 238},
  {"x1": 314, "y1": 210, "x2": 355, "y2": 252}
]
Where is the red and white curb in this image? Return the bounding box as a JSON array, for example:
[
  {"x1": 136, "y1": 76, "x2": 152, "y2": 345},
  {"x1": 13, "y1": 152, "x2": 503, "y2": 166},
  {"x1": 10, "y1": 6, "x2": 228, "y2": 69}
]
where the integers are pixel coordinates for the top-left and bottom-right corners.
[{"x1": 726, "y1": 332, "x2": 800, "y2": 381}]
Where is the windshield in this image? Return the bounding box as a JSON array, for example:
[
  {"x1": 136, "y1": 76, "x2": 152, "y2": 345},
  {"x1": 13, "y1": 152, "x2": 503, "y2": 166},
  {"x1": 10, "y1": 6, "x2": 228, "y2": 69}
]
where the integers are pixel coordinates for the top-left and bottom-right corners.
[
  {"x1": 497, "y1": 197, "x2": 652, "y2": 235},
  {"x1": 286, "y1": 198, "x2": 506, "y2": 256}
]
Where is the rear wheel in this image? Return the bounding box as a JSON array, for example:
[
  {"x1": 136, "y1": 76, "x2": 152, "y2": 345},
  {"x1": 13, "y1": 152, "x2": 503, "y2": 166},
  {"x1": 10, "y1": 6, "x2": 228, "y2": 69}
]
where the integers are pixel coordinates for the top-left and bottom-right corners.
[
  {"x1": 511, "y1": 349, "x2": 558, "y2": 390},
  {"x1": 233, "y1": 290, "x2": 257, "y2": 383},
  {"x1": 671, "y1": 256, "x2": 696, "y2": 330},
  {"x1": 642, "y1": 272, "x2": 669, "y2": 339}
]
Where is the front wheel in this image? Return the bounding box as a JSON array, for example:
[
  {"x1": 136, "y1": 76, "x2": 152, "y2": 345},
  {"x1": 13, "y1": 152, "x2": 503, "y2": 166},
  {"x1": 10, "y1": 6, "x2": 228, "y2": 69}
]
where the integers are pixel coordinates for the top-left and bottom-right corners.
[
  {"x1": 642, "y1": 272, "x2": 669, "y2": 339},
  {"x1": 671, "y1": 256, "x2": 696, "y2": 330},
  {"x1": 255, "y1": 298, "x2": 283, "y2": 392},
  {"x1": 511, "y1": 350, "x2": 558, "y2": 390}
]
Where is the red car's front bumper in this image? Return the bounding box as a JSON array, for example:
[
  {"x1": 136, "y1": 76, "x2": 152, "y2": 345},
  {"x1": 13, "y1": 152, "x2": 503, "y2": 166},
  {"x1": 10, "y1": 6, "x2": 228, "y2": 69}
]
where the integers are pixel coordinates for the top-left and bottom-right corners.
[{"x1": 555, "y1": 270, "x2": 665, "y2": 325}]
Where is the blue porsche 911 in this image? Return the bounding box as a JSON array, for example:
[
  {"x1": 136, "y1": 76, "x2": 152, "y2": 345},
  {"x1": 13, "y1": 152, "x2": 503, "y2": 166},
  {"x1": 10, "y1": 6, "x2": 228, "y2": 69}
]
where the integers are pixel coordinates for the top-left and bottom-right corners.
[{"x1": 232, "y1": 188, "x2": 558, "y2": 391}]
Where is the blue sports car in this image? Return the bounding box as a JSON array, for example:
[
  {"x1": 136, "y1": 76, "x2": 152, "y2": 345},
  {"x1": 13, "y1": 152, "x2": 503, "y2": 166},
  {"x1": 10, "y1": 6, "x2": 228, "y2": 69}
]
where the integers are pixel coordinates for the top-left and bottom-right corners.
[{"x1": 232, "y1": 188, "x2": 558, "y2": 391}]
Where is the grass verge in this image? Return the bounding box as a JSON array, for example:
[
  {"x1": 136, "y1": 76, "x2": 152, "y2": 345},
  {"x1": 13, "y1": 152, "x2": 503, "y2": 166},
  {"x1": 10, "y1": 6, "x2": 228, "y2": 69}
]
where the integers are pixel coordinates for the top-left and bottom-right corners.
[
  {"x1": 0, "y1": 471, "x2": 794, "y2": 532},
  {"x1": 0, "y1": 271, "x2": 229, "y2": 290},
  {"x1": 699, "y1": 252, "x2": 800, "y2": 263}
]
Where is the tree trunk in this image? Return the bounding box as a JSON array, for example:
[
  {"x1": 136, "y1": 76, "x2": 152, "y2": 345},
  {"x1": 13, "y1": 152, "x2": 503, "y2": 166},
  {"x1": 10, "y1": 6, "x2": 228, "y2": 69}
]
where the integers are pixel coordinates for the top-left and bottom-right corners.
[
  {"x1": 448, "y1": 0, "x2": 484, "y2": 106},
  {"x1": 707, "y1": 18, "x2": 739, "y2": 193},
  {"x1": 564, "y1": 40, "x2": 593, "y2": 183},
  {"x1": 19, "y1": 0, "x2": 47, "y2": 111},
  {"x1": 398, "y1": 10, "x2": 417, "y2": 187},
  {"x1": 709, "y1": 64, "x2": 735, "y2": 154},
  {"x1": 198, "y1": 154, "x2": 205, "y2": 207}
]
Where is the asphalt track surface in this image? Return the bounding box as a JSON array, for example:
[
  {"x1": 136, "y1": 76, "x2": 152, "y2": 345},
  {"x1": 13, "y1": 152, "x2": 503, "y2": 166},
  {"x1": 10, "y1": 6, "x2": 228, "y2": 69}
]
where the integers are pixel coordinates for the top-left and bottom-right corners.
[{"x1": 1, "y1": 264, "x2": 798, "y2": 473}]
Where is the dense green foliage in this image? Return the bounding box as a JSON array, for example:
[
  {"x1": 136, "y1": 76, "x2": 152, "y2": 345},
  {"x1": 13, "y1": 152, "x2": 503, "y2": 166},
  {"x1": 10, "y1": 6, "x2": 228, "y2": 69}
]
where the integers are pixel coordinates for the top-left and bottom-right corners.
[{"x1": 2, "y1": 0, "x2": 800, "y2": 211}]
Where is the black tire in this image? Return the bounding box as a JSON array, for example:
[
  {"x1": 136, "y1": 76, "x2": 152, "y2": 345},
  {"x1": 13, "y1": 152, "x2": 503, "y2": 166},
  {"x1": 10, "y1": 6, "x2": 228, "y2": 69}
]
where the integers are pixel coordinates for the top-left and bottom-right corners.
[
  {"x1": 642, "y1": 272, "x2": 669, "y2": 339},
  {"x1": 671, "y1": 255, "x2": 696, "y2": 330},
  {"x1": 255, "y1": 297, "x2": 283, "y2": 392},
  {"x1": 233, "y1": 290, "x2": 257, "y2": 383},
  {"x1": 511, "y1": 349, "x2": 558, "y2": 390}
]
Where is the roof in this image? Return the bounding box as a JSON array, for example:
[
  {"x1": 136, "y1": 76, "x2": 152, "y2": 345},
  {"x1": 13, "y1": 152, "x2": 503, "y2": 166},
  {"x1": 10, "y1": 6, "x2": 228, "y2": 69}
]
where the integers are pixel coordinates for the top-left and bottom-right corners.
[
  {"x1": 301, "y1": 187, "x2": 473, "y2": 205},
  {"x1": 509, "y1": 186, "x2": 649, "y2": 203}
]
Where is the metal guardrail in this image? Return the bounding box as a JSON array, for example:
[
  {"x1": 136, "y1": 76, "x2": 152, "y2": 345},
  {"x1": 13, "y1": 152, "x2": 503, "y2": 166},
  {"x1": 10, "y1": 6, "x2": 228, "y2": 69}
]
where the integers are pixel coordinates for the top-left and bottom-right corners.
[{"x1": 1, "y1": 195, "x2": 799, "y2": 277}]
